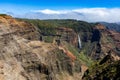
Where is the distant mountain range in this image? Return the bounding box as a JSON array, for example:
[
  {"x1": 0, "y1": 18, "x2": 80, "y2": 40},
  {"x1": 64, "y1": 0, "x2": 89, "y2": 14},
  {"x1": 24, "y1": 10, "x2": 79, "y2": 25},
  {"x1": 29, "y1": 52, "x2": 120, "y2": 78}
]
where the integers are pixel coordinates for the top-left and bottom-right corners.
[
  {"x1": 100, "y1": 22, "x2": 120, "y2": 32},
  {"x1": 4, "y1": 8, "x2": 120, "y2": 22},
  {"x1": 4, "y1": 11, "x2": 120, "y2": 32}
]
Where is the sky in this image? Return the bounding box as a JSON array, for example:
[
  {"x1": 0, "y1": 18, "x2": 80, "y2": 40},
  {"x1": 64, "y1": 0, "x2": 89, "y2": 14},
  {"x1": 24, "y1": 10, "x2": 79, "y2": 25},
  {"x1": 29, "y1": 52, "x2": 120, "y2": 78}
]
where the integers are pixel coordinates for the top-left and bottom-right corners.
[{"x1": 1, "y1": 0, "x2": 120, "y2": 22}]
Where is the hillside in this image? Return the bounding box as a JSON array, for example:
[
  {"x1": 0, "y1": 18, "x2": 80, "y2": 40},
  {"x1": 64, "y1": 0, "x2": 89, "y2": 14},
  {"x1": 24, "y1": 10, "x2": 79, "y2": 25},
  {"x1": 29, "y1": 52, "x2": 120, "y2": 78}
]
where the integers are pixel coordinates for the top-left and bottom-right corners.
[
  {"x1": 0, "y1": 15, "x2": 83, "y2": 80},
  {"x1": 19, "y1": 19, "x2": 120, "y2": 59},
  {"x1": 100, "y1": 22, "x2": 120, "y2": 32},
  {"x1": 0, "y1": 14, "x2": 120, "y2": 80},
  {"x1": 82, "y1": 54, "x2": 120, "y2": 80},
  {"x1": 20, "y1": 19, "x2": 120, "y2": 79}
]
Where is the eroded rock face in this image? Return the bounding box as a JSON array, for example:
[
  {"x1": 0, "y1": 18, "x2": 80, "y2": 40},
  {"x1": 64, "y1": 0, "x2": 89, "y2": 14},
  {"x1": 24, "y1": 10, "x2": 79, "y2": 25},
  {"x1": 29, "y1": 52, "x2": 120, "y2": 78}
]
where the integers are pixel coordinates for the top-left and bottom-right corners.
[
  {"x1": 82, "y1": 54, "x2": 120, "y2": 80},
  {"x1": 89, "y1": 24, "x2": 120, "y2": 60},
  {"x1": 0, "y1": 15, "x2": 82, "y2": 80},
  {"x1": 0, "y1": 15, "x2": 40, "y2": 40},
  {"x1": 56, "y1": 27, "x2": 78, "y2": 47}
]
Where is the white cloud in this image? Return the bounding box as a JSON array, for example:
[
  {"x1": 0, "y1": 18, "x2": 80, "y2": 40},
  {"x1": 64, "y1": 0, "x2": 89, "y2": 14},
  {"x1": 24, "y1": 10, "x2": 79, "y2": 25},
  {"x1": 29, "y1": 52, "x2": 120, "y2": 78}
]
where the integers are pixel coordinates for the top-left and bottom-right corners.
[
  {"x1": 32, "y1": 9, "x2": 70, "y2": 14},
  {"x1": 20, "y1": 8, "x2": 120, "y2": 22},
  {"x1": 72, "y1": 8, "x2": 109, "y2": 16}
]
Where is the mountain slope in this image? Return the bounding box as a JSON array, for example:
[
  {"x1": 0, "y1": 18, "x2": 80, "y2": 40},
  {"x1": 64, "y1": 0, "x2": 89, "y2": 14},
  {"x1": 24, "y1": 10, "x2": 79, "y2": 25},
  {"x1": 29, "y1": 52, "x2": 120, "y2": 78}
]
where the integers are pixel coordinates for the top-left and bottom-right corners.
[
  {"x1": 82, "y1": 54, "x2": 120, "y2": 80},
  {"x1": 20, "y1": 19, "x2": 120, "y2": 60},
  {"x1": 0, "y1": 14, "x2": 120, "y2": 80},
  {"x1": 0, "y1": 14, "x2": 82, "y2": 80},
  {"x1": 100, "y1": 22, "x2": 120, "y2": 32}
]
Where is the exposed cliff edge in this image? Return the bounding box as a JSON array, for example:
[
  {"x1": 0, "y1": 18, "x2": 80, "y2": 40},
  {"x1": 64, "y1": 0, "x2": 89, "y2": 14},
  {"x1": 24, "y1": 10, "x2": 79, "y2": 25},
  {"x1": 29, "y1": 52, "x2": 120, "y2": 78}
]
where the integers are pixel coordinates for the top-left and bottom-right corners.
[
  {"x1": 21, "y1": 19, "x2": 120, "y2": 61},
  {"x1": 0, "y1": 15, "x2": 82, "y2": 80},
  {"x1": 82, "y1": 54, "x2": 120, "y2": 80},
  {"x1": 0, "y1": 14, "x2": 40, "y2": 40},
  {"x1": 1, "y1": 15, "x2": 120, "y2": 80},
  {"x1": 18, "y1": 18, "x2": 120, "y2": 79}
]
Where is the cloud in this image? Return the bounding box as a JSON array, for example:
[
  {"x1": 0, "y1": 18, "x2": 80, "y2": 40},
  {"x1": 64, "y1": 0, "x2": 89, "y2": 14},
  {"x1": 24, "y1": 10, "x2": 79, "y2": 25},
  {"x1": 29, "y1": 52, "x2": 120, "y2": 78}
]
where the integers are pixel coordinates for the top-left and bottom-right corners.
[
  {"x1": 13, "y1": 8, "x2": 120, "y2": 22},
  {"x1": 72, "y1": 8, "x2": 109, "y2": 16},
  {"x1": 31, "y1": 9, "x2": 70, "y2": 14},
  {"x1": 72, "y1": 8, "x2": 120, "y2": 22}
]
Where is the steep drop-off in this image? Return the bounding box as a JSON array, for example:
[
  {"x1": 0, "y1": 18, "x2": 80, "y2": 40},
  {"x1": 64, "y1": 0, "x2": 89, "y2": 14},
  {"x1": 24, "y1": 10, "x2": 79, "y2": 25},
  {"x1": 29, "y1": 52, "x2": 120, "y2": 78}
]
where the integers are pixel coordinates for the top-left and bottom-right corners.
[
  {"x1": 1, "y1": 15, "x2": 120, "y2": 80},
  {"x1": 82, "y1": 54, "x2": 120, "y2": 80},
  {"x1": 20, "y1": 18, "x2": 120, "y2": 66},
  {"x1": 0, "y1": 15, "x2": 82, "y2": 80}
]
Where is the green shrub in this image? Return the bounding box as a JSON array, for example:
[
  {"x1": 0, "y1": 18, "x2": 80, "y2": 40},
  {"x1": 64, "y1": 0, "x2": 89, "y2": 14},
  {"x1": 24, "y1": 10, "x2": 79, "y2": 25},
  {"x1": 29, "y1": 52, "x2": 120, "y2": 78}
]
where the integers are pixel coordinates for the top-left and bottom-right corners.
[
  {"x1": 44, "y1": 36, "x2": 54, "y2": 43},
  {"x1": 0, "y1": 14, "x2": 8, "y2": 16}
]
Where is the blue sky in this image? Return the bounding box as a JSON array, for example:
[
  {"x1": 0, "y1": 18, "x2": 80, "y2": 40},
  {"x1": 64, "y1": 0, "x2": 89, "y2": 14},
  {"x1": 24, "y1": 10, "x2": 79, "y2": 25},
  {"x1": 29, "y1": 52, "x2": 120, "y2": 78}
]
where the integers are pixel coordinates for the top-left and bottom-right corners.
[
  {"x1": 0, "y1": 0, "x2": 120, "y2": 12},
  {"x1": 1, "y1": 0, "x2": 120, "y2": 22}
]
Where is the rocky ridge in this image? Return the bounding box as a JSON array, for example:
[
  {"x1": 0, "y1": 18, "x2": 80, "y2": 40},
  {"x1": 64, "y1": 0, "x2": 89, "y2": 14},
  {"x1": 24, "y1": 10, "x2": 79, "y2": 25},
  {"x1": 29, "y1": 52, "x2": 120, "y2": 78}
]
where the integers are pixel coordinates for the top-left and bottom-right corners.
[
  {"x1": 0, "y1": 15, "x2": 120, "y2": 80},
  {"x1": 0, "y1": 15, "x2": 82, "y2": 80}
]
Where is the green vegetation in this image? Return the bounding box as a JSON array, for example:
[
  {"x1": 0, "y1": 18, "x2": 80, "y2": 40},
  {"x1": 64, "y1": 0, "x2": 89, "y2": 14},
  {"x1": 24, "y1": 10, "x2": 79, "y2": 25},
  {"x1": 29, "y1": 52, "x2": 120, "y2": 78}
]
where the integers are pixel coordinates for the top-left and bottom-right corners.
[
  {"x1": 17, "y1": 18, "x2": 95, "y2": 66},
  {"x1": 101, "y1": 22, "x2": 120, "y2": 32},
  {"x1": 64, "y1": 42, "x2": 94, "y2": 67},
  {"x1": 83, "y1": 55, "x2": 120, "y2": 80},
  {"x1": 17, "y1": 19, "x2": 95, "y2": 47},
  {"x1": 64, "y1": 40, "x2": 94, "y2": 67},
  {"x1": 79, "y1": 50, "x2": 94, "y2": 67},
  {"x1": 17, "y1": 19, "x2": 95, "y2": 35},
  {"x1": 0, "y1": 14, "x2": 8, "y2": 16},
  {"x1": 44, "y1": 36, "x2": 54, "y2": 43},
  {"x1": 64, "y1": 42, "x2": 79, "y2": 56},
  {"x1": 18, "y1": 19, "x2": 57, "y2": 35}
]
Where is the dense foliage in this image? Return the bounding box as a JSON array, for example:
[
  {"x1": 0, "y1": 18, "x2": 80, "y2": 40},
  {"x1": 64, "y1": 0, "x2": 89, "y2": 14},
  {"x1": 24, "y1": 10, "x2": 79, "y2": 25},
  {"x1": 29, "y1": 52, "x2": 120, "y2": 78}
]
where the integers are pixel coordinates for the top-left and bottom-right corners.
[
  {"x1": 17, "y1": 19, "x2": 95, "y2": 35},
  {"x1": 17, "y1": 18, "x2": 95, "y2": 64},
  {"x1": 83, "y1": 55, "x2": 120, "y2": 80}
]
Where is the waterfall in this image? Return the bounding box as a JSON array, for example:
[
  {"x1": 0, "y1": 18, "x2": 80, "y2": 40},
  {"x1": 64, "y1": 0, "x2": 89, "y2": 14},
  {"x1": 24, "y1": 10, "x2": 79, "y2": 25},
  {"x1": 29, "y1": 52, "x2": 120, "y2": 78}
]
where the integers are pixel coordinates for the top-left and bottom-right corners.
[{"x1": 78, "y1": 34, "x2": 82, "y2": 49}]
